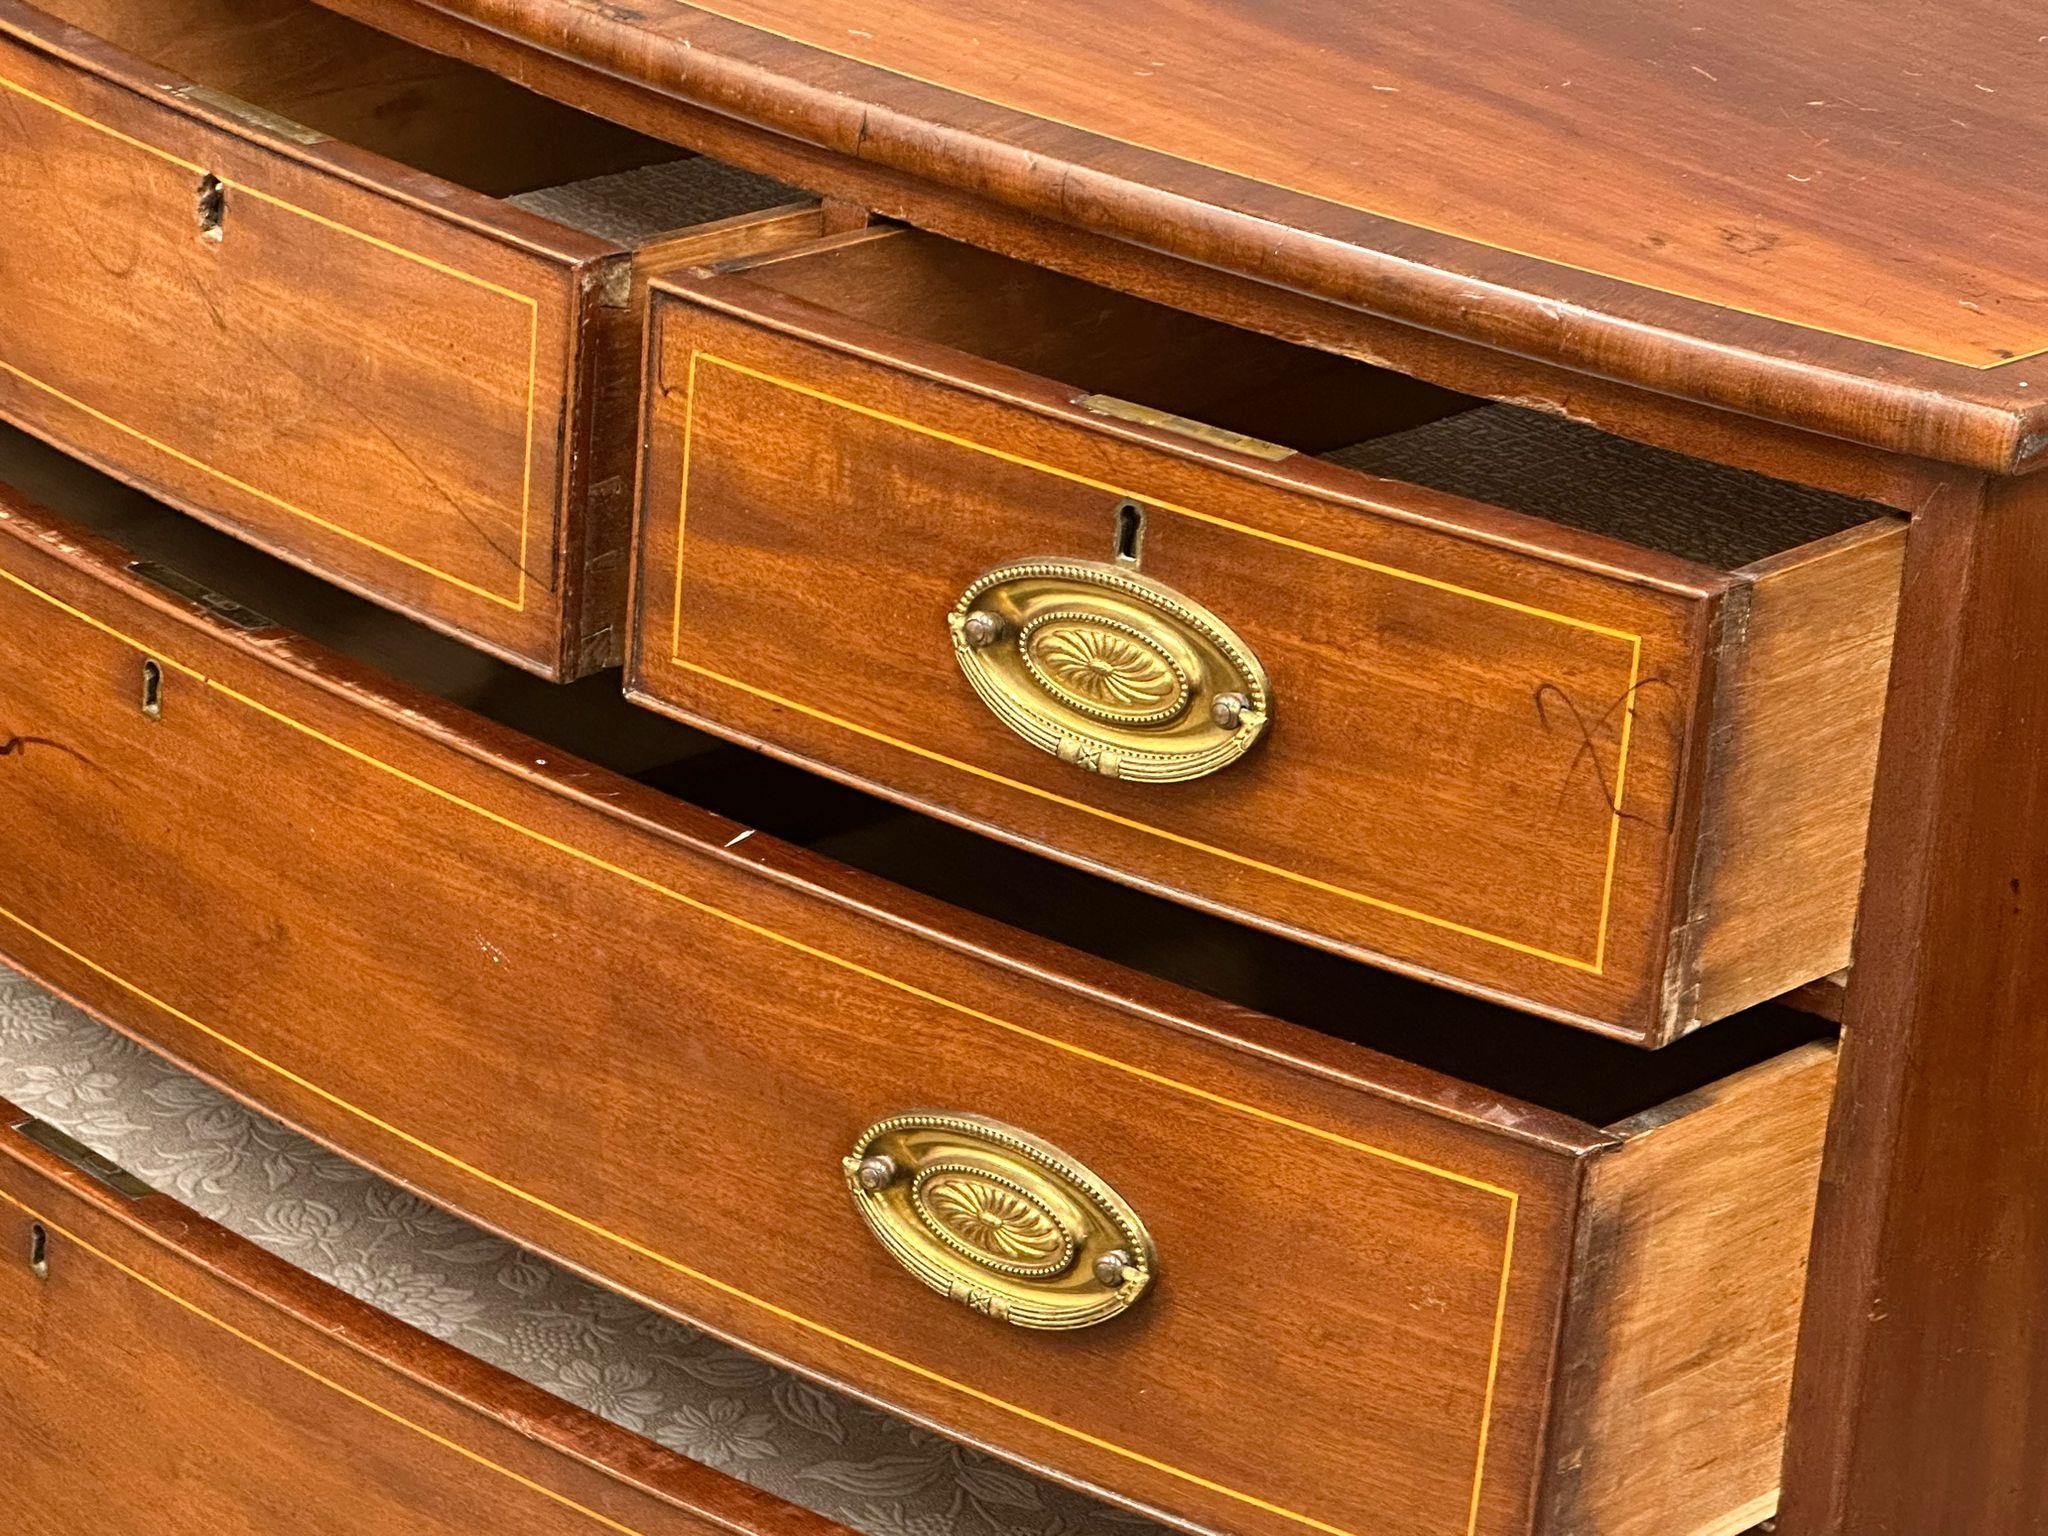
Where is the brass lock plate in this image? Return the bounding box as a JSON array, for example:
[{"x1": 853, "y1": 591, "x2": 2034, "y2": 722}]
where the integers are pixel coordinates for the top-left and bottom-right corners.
[
  {"x1": 844, "y1": 1112, "x2": 1156, "y2": 1330},
  {"x1": 949, "y1": 559, "x2": 1270, "y2": 782}
]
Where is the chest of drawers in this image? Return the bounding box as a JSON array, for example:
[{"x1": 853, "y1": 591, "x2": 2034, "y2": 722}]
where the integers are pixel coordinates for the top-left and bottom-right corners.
[{"x1": 4, "y1": 1, "x2": 2045, "y2": 1534}]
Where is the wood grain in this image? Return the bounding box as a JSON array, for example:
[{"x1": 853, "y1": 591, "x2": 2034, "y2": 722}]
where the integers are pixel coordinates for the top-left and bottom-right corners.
[
  {"x1": 628, "y1": 238, "x2": 1901, "y2": 1042},
  {"x1": 1779, "y1": 466, "x2": 2048, "y2": 1535},
  {"x1": 1679, "y1": 524, "x2": 1907, "y2": 1028},
  {"x1": 303, "y1": 0, "x2": 2048, "y2": 473},
  {"x1": 0, "y1": 1100, "x2": 845, "y2": 1536},
  {"x1": 569, "y1": 203, "x2": 839, "y2": 674},
  {"x1": 0, "y1": 0, "x2": 814, "y2": 676},
  {"x1": 1544, "y1": 1045, "x2": 1837, "y2": 1536},
  {"x1": 731, "y1": 228, "x2": 1475, "y2": 450},
  {"x1": 0, "y1": 476, "x2": 1820, "y2": 1536}
]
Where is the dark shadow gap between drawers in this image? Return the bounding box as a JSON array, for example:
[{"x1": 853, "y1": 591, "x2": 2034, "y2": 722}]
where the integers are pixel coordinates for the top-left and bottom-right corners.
[{"x1": 0, "y1": 424, "x2": 1832, "y2": 1129}]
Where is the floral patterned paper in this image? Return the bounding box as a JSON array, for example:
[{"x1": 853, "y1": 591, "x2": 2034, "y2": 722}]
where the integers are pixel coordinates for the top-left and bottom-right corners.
[{"x1": 0, "y1": 963, "x2": 1164, "y2": 1536}]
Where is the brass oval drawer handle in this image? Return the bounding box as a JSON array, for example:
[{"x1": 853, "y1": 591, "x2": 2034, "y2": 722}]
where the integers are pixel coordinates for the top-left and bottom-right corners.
[
  {"x1": 949, "y1": 559, "x2": 1270, "y2": 782},
  {"x1": 843, "y1": 1112, "x2": 1156, "y2": 1330}
]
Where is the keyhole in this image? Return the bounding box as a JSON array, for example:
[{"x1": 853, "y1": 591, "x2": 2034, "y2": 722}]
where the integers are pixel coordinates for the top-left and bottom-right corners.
[
  {"x1": 195, "y1": 173, "x2": 226, "y2": 241},
  {"x1": 1113, "y1": 500, "x2": 1145, "y2": 565},
  {"x1": 27, "y1": 1222, "x2": 47, "y2": 1280},
  {"x1": 141, "y1": 658, "x2": 163, "y2": 720}
]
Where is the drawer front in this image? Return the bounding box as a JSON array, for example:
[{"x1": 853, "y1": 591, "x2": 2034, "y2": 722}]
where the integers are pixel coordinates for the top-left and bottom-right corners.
[
  {"x1": 0, "y1": 1106, "x2": 822, "y2": 1536},
  {"x1": 0, "y1": 7, "x2": 608, "y2": 672},
  {"x1": 629, "y1": 284, "x2": 1720, "y2": 1037},
  {"x1": 0, "y1": 499, "x2": 1594, "y2": 1536}
]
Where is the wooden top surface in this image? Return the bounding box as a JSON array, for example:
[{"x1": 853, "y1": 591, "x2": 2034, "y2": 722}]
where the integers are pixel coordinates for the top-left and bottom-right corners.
[{"x1": 333, "y1": 0, "x2": 2048, "y2": 470}]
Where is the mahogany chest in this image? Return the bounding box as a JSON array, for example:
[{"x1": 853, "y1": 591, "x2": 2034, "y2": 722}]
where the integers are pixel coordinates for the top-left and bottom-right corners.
[{"x1": 7, "y1": 0, "x2": 2043, "y2": 1533}]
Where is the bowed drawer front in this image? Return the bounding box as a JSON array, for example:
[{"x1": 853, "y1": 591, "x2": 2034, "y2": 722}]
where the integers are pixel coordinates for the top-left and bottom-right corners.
[
  {"x1": 0, "y1": 0, "x2": 824, "y2": 677},
  {"x1": 0, "y1": 1105, "x2": 832, "y2": 1536},
  {"x1": 0, "y1": 477, "x2": 1828, "y2": 1536},
  {"x1": 627, "y1": 229, "x2": 1905, "y2": 1044}
]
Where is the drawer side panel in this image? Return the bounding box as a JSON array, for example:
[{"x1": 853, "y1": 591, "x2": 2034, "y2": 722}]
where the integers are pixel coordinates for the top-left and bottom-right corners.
[
  {"x1": 1675, "y1": 524, "x2": 1906, "y2": 1029},
  {"x1": 1541, "y1": 1045, "x2": 1836, "y2": 1536}
]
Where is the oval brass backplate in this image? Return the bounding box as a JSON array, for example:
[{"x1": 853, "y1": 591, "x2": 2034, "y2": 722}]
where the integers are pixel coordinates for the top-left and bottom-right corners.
[
  {"x1": 843, "y1": 1112, "x2": 1157, "y2": 1330},
  {"x1": 949, "y1": 559, "x2": 1270, "y2": 782}
]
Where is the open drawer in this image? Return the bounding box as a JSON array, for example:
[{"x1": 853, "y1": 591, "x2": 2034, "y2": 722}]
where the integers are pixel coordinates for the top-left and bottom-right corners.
[
  {"x1": 0, "y1": 0, "x2": 833, "y2": 678},
  {"x1": 627, "y1": 227, "x2": 1906, "y2": 1044},
  {"x1": 0, "y1": 427, "x2": 1825, "y2": 1536}
]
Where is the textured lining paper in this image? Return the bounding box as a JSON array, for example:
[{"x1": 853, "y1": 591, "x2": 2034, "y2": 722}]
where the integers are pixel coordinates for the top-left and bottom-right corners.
[
  {"x1": 510, "y1": 157, "x2": 810, "y2": 245},
  {"x1": 0, "y1": 963, "x2": 1159, "y2": 1536},
  {"x1": 1326, "y1": 404, "x2": 1884, "y2": 571}
]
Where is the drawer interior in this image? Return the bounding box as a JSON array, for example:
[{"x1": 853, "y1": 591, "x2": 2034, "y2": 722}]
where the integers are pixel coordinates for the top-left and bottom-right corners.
[
  {"x1": 0, "y1": 963, "x2": 1147, "y2": 1536},
  {"x1": 0, "y1": 422, "x2": 1833, "y2": 1131},
  {"x1": 724, "y1": 228, "x2": 1892, "y2": 571},
  {"x1": 30, "y1": 0, "x2": 802, "y2": 227}
]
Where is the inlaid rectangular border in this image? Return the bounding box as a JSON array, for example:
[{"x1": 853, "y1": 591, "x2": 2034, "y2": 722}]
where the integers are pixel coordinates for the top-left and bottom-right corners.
[
  {"x1": 664, "y1": 349, "x2": 1645, "y2": 974},
  {"x1": 0, "y1": 63, "x2": 540, "y2": 610},
  {"x1": 0, "y1": 552, "x2": 1528, "y2": 1536}
]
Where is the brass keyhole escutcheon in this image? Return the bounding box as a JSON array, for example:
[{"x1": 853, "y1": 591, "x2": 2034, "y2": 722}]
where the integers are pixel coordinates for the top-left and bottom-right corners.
[
  {"x1": 844, "y1": 1112, "x2": 1156, "y2": 1330},
  {"x1": 949, "y1": 558, "x2": 1270, "y2": 782},
  {"x1": 141, "y1": 657, "x2": 164, "y2": 720},
  {"x1": 195, "y1": 173, "x2": 226, "y2": 241}
]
